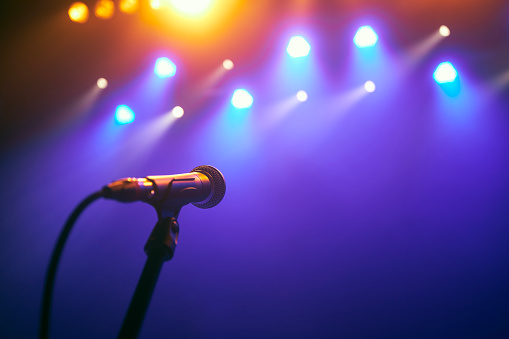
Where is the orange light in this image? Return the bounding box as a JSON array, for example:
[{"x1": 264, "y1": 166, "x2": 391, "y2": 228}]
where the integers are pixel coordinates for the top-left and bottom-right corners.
[
  {"x1": 119, "y1": 0, "x2": 139, "y2": 14},
  {"x1": 140, "y1": 0, "x2": 247, "y2": 48},
  {"x1": 150, "y1": 0, "x2": 162, "y2": 10},
  {"x1": 68, "y1": 2, "x2": 89, "y2": 23},
  {"x1": 169, "y1": 0, "x2": 214, "y2": 17},
  {"x1": 95, "y1": 0, "x2": 115, "y2": 19}
]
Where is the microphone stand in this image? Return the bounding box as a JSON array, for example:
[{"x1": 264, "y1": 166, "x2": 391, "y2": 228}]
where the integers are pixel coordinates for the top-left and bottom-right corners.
[{"x1": 117, "y1": 209, "x2": 180, "y2": 339}]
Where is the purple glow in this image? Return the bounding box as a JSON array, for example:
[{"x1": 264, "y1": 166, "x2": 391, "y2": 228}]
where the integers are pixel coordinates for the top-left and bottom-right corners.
[{"x1": 1, "y1": 5, "x2": 509, "y2": 339}]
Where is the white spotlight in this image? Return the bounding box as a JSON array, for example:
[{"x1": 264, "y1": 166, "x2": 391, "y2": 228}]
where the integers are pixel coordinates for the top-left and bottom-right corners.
[
  {"x1": 97, "y1": 78, "x2": 108, "y2": 89},
  {"x1": 439, "y1": 25, "x2": 450, "y2": 37},
  {"x1": 287, "y1": 36, "x2": 311, "y2": 58},
  {"x1": 223, "y1": 59, "x2": 234, "y2": 70},
  {"x1": 150, "y1": 0, "x2": 161, "y2": 9},
  {"x1": 296, "y1": 90, "x2": 308, "y2": 102},
  {"x1": 364, "y1": 80, "x2": 376, "y2": 93},
  {"x1": 172, "y1": 106, "x2": 184, "y2": 118}
]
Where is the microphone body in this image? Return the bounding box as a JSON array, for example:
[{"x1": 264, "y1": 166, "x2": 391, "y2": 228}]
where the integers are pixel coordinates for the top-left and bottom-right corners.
[{"x1": 102, "y1": 165, "x2": 225, "y2": 211}]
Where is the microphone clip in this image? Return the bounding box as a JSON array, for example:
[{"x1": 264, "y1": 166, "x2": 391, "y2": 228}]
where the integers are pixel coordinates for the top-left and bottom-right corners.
[{"x1": 144, "y1": 217, "x2": 179, "y2": 261}]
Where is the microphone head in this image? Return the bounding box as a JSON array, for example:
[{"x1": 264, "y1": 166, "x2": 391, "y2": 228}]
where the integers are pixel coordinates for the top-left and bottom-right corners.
[{"x1": 191, "y1": 165, "x2": 226, "y2": 209}]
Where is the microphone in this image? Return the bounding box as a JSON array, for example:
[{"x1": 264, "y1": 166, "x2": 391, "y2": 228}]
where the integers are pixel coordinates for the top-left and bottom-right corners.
[{"x1": 102, "y1": 165, "x2": 226, "y2": 210}]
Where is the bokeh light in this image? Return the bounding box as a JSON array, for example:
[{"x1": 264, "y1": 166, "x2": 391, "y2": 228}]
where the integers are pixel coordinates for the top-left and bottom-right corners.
[
  {"x1": 68, "y1": 2, "x2": 89, "y2": 23},
  {"x1": 439, "y1": 25, "x2": 451, "y2": 37},
  {"x1": 223, "y1": 59, "x2": 234, "y2": 70},
  {"x1": 364, "y1": 80, "x2": 376, "y2": 92},
  {"x1": 287, "y1": 36, "x2": 311, "y2": 58},
  {"x1": 172, "y1": 106, "x2": 184, "y2": 118},
  {"x1": 150, "y1": 0, "x2": 161, "y2": 10},
  {"x1": 296, "y1": 90, "x2": 308, "y2": 102},
  {"x1": 115, "y1": 105, "x2": 135, "y2": 124},
  {"x1": 94, "y1": 0, "x2": 115, "y2": 20},
  {"x1": 231, "y1": 89, "x2": 253, "y2": 109},
  {"x1": 433, "y1": 62, "x2": 458, "y2": 84},
  {"x1": 168, "y1": 0, "x2": 214, "y2": 16},
  {"x1": 353, "y1": 26, "x2": 378, "y2": 48},
  {"x1": 154, "y1": 57, "x2": 177, "y2": 78},
  {"x1": 97, "y1": 78, "x2": 108, "y2": 89},
  {"x1": 119, "y1": 0, "x2": 138, "y2": 14}
]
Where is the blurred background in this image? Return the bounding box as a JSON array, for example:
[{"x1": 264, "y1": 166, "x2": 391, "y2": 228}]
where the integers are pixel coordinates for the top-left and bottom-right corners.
[{"x1": 1, "y1": 0, "x2": 509, "y2": 338}]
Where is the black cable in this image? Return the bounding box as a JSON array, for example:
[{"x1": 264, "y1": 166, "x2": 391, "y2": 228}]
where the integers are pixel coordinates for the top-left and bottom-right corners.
[{"x1": 39, "y1": 191, "x2": 103, "y2": 339}]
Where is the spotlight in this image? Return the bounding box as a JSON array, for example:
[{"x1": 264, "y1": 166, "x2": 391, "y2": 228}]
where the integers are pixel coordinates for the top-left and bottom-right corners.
[
  {"x1": 439, "y1": 25, "x2": 450, "y2": 37},
  {"x1": 115, "y1": 105, "x2": 135, "y2": 124},
  {"x1": 231, "y1": 89, "x2": 253, "y2": 109},
  {"x1": 97, "y1": 78, "x2": 108, "y2": 89},
  {"x1": 353, "y1": 26, "x2": 378, "y2": 48},
  {"x1": 364, "y1": 80, "x2": 376, "y2": 92},
  {"x1": 150, "y1": 0, "x2": 161, "y2": 10},
  {"x1": 68, "y1": 2, "x2": 89, "y2": 23},
  {"x1": 286, "y1": 36, "x2": 311, "y2": 58},
  {"x1": 119, "y1": 0, "x2": 138, "y2": 14},
  {"x1": 154, "y1": 57, "x2": 177, "y2": 78},
  {"x1": 172, "y1": 106, "x2": 184, "y2": 118},
  {"x1": 223, "y1": 59, "x2": 234, "y2": 70},
  {"x1": 95, "y1": 0, "x2": 115, "y2": 20},
  {"x1": 296, "y1": 90, "x2": 308, "y2": 102},
  {"x1": 169, "y1": 0, "x2": 213, "y2": 16},
  {"x1": 433, "y1": 62, "x2": 458, "y2": 84}
]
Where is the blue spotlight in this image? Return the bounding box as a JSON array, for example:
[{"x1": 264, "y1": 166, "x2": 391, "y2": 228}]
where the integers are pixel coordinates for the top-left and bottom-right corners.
[
  {"x1": 353, "y1": 26, "x2": 378, "y2": 48},
  {"x1": 433, "y1": 62, "x2": 458, "y2": 84},
  {"x1": 286, "y1": 36, "x2": 311, "y2": 58},
  {"x1": 154, "y1": 57, "x2": 176, "y2": 78},
  {"x1": 115, "y1": 105, "x2": 135, "y2": 124},
  {"x1": 231, "y1": 89, "x2": 253, "y2": 109}
]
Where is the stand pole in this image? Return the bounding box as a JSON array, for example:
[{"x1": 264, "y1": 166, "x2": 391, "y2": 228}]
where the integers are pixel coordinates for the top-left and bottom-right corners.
[{"x1": 117, "y1": 217, "x2": 179, "y2": 339}]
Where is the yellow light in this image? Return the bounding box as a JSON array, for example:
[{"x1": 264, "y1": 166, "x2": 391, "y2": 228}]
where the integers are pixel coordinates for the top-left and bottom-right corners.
[
  {"x1": 97, "y1": 78, "x2": 108, "y2": 89},
  {"x1": 68, "y1": 2, "x2": 89, "y2": 23},
  {"x1": 223, "y1": 59, "x2": 234, "y2": 70},
  {"x1": 150, "y1": 0, "x2": 162, "y2": 10},
  {"x1": 95, "y1": 0, "x2": 115, "y2": 19},
  {"x1": 172, "y1": 106, "x2": 184, "y2": 118},
  {"x1": 141, "y1": 0, "x2": 243, "y2": 41},
  {"x1": 119, "y1": 0, "x2": 139, "y2": 14},
  {"x1": 169, "y1": 0, "x2": 213, "y2": 16},
  {"x1": 439, "y1": 25, "x2": 451, "y2": 37}
]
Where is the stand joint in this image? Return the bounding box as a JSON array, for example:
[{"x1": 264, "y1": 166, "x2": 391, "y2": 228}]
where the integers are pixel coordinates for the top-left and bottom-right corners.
[{"x1": 144, "y1": 217, "x2": 179, "y2": 261}]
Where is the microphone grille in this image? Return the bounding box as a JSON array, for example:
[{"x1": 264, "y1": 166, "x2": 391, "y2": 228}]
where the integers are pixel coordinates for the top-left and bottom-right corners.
[{"x1": 191, "y1": 165, "x2": 226, "y2": 209}]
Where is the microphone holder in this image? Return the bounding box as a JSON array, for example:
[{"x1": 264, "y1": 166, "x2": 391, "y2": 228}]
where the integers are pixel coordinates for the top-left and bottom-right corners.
[{"x1": 117, "y1": 208, "x2": 180, "y2": 339}]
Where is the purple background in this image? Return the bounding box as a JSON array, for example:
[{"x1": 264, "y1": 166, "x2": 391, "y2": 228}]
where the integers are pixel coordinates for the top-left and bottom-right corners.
[{"x1": 1, "y1": 1, "x2": 509, "y2": 338}]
